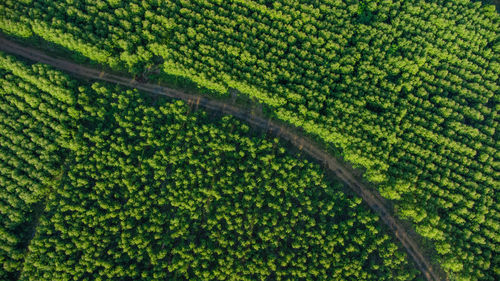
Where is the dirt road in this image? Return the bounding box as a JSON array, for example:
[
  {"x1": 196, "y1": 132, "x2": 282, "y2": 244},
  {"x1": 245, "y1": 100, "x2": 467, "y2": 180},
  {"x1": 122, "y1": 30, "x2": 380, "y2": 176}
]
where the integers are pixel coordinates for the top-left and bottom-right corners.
[{"x1": 0, "y1": 36, "x2": 443, "y2": 281}]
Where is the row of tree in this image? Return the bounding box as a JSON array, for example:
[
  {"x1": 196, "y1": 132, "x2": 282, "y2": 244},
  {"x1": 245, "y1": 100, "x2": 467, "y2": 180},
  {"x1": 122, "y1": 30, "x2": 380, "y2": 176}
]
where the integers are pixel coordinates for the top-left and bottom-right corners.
[
  {"x1": 0, "y1": 1, "x2": 498, "y2": 279},
  {"x1": 0, "y1": 53, "x2": 77, "y2": 280}
]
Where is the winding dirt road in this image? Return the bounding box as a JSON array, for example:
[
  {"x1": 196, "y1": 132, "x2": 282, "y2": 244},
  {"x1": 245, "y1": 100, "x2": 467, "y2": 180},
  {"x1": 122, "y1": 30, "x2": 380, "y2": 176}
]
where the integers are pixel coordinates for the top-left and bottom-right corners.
[{"x1": 0, "y1": 36, "x2": 443, "y2": 281}]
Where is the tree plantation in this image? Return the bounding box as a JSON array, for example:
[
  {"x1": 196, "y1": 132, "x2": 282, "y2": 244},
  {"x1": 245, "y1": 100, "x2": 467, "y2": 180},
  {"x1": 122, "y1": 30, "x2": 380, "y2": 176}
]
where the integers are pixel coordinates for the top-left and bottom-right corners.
[
  {"x1": 0, "y1": 53, "x2": 420, "y2": 280},
  {"x1": 0, "y1": 0, "x2": 498, "y2": 280},
  {"x1": 0, "y1": 52, "x2": 76, "y2": 280}
]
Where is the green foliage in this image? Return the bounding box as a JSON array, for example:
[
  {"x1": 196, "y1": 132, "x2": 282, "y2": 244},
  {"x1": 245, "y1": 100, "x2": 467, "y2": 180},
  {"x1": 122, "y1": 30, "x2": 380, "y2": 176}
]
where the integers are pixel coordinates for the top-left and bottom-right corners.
[
  {"x1": 0, "y1": 53, "x2": 419, "y2": 280},
  {"x1": 0, "y1": 52, "x2": 76, "y2": 279},
  {"x1": 0, "y1": 1, "x2": 498, "y2": 279}
]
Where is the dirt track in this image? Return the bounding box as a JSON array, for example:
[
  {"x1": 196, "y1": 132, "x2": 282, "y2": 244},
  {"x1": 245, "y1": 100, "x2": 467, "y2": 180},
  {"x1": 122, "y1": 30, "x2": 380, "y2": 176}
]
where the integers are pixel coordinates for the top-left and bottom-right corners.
[{"x1": 0, "y1": 36, "x2": 443, "y2": 281}]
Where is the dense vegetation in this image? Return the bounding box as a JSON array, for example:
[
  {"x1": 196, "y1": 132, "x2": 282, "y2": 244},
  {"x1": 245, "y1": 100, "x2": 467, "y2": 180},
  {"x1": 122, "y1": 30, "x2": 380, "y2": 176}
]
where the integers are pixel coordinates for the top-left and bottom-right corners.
[
  {"x1": 0, "y1": 53, "x2": 75, "y2": 280},
  {"x1": 2, "y1": 1, "x2": 498, "y2": 279},
  {"x1": 0, "y1": 53, "x2": 419, "y2": 280}
]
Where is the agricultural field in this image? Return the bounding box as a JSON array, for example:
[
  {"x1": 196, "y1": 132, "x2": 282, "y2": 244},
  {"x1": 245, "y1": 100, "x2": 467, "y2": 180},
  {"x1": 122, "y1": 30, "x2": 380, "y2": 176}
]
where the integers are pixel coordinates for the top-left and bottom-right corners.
[
  {"x1": 0, "y1": 53, "x2": 420, "y2": 280},
  {"x1": 0, "y1": 0, "x2": 498, "y2": 280}
]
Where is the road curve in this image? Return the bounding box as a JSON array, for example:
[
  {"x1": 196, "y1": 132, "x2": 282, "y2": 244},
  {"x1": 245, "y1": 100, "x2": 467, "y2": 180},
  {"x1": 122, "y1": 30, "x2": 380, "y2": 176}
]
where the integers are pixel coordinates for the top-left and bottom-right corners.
[{"x1": 0, "y1": 36, "x2": 443, "y2": 281}]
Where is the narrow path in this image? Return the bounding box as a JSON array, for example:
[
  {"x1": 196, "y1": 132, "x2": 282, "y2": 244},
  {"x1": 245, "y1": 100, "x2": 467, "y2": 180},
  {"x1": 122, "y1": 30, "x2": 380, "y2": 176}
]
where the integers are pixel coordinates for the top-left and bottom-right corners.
[{"x1": 0, "y1": 36, "x2": 443, "y2": 281}]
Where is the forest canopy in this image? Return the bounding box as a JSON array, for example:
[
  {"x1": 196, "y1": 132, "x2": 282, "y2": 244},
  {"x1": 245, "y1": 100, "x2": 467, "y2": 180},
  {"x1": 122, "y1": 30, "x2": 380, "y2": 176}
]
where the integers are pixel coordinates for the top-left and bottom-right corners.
[
  {"x1": 0, "y1": 0, "x2": 498, "y2": 280},
  {"x1": 0, "y1": 53, "x2": 419, "y2": 280}
]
